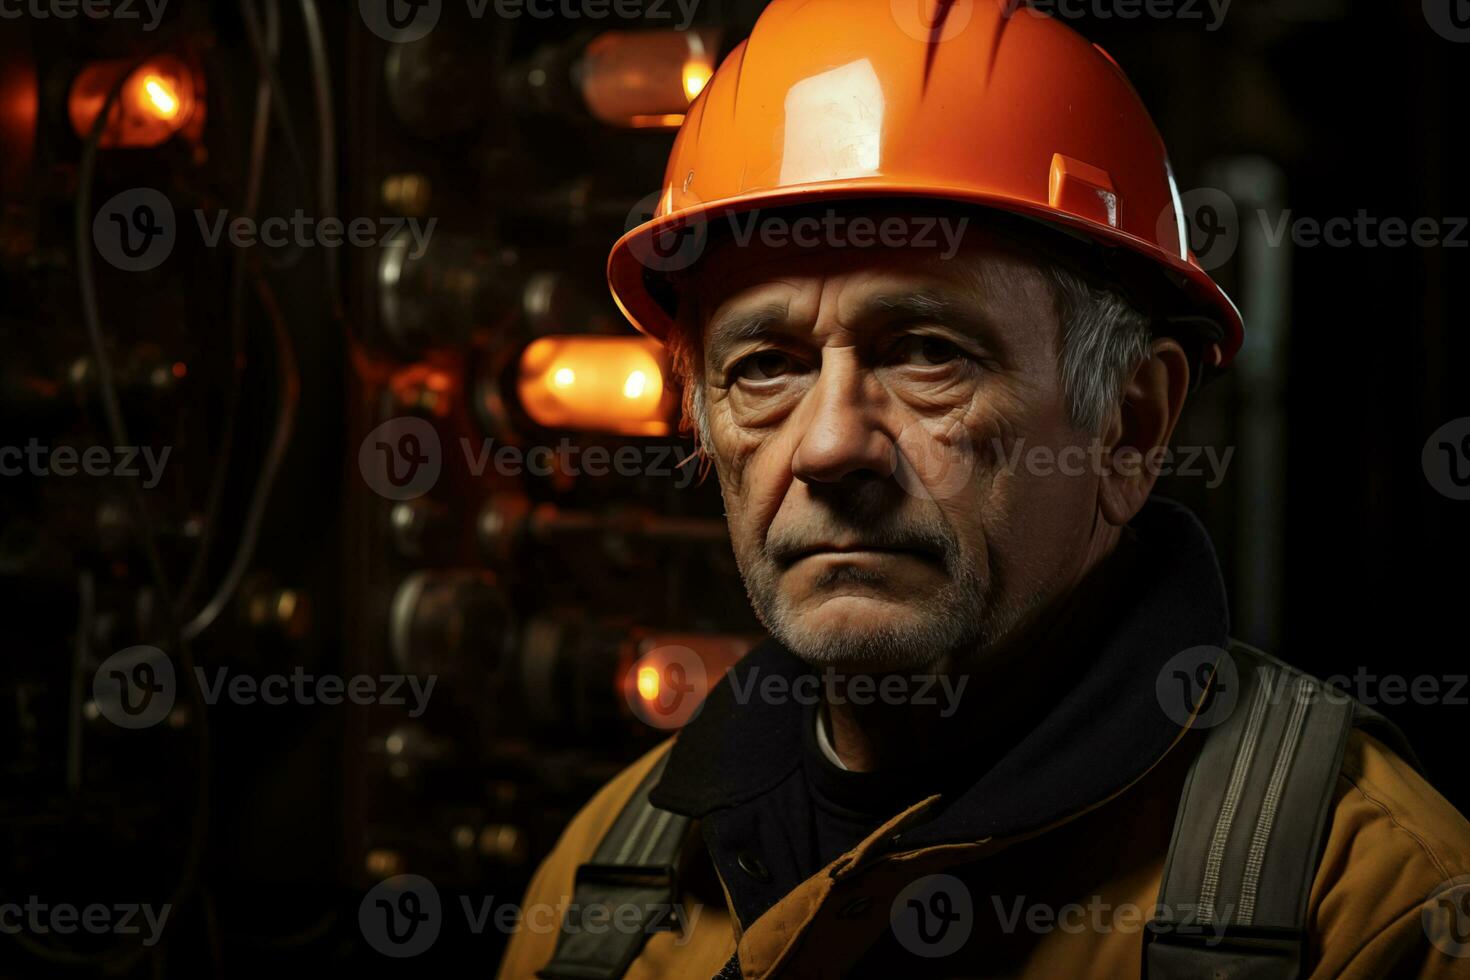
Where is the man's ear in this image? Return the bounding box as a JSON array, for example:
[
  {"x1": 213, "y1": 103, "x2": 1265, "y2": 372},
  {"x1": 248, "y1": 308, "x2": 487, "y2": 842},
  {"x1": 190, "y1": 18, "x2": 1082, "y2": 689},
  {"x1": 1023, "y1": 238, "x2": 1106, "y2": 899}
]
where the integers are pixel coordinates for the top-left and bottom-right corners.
[{"x1": 1097, "y1": 337, "x2": 1191, "y2": 526}]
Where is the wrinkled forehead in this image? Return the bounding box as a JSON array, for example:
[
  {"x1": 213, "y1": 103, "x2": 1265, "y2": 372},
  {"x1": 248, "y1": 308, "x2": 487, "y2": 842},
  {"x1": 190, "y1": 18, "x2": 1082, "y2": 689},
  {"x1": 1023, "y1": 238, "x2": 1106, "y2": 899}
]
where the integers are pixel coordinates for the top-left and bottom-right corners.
[{"x1": 673, "y1": 204, "x2": 1057, "y2": 338}]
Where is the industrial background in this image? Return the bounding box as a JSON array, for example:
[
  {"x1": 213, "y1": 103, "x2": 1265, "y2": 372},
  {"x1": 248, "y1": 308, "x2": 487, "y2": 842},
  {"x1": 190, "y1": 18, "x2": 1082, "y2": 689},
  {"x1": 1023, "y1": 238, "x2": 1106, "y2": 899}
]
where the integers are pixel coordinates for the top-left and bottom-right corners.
[{"x1": 1, "y1": 0, "x2": 1466, "y2": 975}]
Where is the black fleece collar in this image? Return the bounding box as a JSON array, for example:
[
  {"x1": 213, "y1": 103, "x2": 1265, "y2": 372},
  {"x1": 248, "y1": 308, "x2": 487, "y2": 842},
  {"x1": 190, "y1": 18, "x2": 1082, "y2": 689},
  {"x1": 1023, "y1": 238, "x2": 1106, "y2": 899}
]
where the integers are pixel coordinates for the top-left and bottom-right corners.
[{"x1": 649, "y1": 497, "x2": 1231, "y2": 846}]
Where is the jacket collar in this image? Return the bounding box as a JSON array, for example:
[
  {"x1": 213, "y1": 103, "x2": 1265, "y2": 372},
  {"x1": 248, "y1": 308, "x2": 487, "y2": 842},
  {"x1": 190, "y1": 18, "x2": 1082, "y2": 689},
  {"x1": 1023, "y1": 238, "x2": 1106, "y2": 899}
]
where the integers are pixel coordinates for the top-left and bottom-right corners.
[{"x1": 650, "y1": 496, "x2": 1230, "y2": 845}]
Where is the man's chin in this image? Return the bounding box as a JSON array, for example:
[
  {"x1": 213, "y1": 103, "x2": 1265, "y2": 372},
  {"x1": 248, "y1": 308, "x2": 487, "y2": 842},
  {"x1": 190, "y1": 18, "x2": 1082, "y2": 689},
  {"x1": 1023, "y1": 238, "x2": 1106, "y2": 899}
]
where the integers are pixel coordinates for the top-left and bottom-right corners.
[
  {"x1": 767, "y1": 595, "x2": 962, "y2": 671},
  {"x1": 798, "y1": 592, "x2": 919, "y2": 631}
]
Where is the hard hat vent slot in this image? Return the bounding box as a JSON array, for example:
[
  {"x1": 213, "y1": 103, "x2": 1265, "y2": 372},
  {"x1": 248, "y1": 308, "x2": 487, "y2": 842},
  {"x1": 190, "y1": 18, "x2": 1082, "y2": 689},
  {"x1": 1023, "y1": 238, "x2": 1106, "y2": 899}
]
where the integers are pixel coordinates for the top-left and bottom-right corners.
[{"x1": 1048, "y1": 153, "x2": 1119, "y2": 229}]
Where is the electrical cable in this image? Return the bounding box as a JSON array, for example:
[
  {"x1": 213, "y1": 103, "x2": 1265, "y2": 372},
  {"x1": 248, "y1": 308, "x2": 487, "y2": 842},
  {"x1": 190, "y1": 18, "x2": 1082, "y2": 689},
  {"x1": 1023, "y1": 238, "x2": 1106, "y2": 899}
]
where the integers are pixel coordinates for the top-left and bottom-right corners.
[
  {"x1": 237, "y1": 0, "x2": 314, "y2": 223},
  {"x1": 183, "y1": 259, "x2": 299, "y2": 643},
  {"x1": 180, "y1": 0, "x2": 301, "y2": 642},
  {"x1": 76, "y1": 77, "x2": 178, "y2": 626},
  {"x1": 301, "y1": 0, "x2": 341, "y2": 314},
  {"x1": 175, "y1": 0, "x2": 278, "y2": 618}
]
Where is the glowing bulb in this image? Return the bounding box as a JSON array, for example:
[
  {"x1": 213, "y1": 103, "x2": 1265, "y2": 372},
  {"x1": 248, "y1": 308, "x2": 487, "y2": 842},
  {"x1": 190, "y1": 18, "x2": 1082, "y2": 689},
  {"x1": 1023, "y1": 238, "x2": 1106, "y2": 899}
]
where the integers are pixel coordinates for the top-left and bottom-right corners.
[
  {"x1": 579, "y1": 29, "x2": 722, "y2": 130},
  {"x1": 682, "y1": 61, "x2": 712, "y2": 101},
  {"x1": 69, "y1": 55, "x2": 201, "y2": 148},
  {"x1": 142, "y1": 75, "x2": 180, "y2": 119},
  {"x1": 636, "y1": 666, "x2": 661, "y2": 702},
  {"x1": 517, "y1": 335, "x2": 670, "y2": 436}
]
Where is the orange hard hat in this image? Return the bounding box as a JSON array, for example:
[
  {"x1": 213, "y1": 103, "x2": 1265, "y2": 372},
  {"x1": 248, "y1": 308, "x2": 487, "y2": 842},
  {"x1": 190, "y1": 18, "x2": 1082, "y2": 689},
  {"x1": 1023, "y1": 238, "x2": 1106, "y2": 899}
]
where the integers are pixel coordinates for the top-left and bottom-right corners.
[{"x1": 607, "y1": 0, "x2": 1243, "y2": 368}]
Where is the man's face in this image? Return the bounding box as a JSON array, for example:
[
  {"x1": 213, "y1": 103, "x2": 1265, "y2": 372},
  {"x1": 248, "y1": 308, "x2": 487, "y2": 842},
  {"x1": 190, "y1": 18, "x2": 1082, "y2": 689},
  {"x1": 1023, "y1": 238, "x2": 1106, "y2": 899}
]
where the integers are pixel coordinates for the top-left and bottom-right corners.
[{"x1": 690, "y1": 229, "x2": 1108, "y2": 672}]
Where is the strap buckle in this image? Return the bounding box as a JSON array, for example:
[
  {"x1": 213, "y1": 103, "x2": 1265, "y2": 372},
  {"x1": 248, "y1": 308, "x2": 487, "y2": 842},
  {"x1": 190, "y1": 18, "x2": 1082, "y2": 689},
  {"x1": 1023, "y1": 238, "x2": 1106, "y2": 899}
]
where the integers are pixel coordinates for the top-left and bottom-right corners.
[{"x1": 1146, "y1": 918, "x2": 1305, "y2": 979}]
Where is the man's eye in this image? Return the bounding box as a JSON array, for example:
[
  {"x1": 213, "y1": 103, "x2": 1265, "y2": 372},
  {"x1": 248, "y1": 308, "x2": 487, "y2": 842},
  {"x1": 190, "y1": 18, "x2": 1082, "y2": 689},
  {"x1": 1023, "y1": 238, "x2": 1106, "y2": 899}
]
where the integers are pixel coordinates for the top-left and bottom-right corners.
[
  {"x1": 732, "y1": 351, "x2": 798, "y2": 382},
  {"x1": 893, "y1": 335, "x2": 965, "y2": 367}
]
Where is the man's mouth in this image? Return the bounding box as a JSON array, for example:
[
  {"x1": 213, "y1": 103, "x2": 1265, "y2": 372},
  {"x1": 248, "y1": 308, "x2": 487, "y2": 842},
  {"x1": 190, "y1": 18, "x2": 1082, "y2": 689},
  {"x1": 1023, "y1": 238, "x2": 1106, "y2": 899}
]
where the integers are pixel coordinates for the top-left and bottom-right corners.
[{"x1": 783, "y1": 542, "x2": 941, "y2": 568}]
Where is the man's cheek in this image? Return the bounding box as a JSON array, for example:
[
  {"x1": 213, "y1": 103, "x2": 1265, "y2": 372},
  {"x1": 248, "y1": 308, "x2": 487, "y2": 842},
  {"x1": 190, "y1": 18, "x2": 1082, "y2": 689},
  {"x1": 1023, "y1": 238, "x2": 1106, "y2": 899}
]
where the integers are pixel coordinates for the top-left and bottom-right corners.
[
  {"x1": 742, "y1": 441, "x2": 797, "y2": 518},
  {"x1": 707, "y1": 406, "x2": 759, "y2": 486},
  {"x1": 972, "y1": 409, "x2": 1022, "y2": 481},
  {"x1": 716, "y1": 413, "x2": 798, "y2": 487},
  {"x1": 723, "y1": 435, "x2": 764, "y2": 488},
  {"x1": 892, "y1": 404, "x2": 990, "y2": 503}
]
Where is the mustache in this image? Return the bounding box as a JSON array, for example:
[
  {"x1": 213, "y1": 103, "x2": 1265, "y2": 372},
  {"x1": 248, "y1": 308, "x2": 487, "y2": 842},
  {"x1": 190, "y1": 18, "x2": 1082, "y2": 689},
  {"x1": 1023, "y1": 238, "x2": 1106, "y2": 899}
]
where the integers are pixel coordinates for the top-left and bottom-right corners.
[{"x1": 765, "y1": 519, "x2": 957, "y2": 568}]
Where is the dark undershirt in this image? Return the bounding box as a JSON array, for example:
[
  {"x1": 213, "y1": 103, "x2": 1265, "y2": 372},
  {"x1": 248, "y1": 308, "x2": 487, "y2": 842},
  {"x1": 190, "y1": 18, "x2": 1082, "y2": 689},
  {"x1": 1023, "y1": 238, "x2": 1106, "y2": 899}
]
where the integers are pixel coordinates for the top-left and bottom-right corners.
[{"x1": 799, "y1": 699, "x2": 944, "y2": 868}]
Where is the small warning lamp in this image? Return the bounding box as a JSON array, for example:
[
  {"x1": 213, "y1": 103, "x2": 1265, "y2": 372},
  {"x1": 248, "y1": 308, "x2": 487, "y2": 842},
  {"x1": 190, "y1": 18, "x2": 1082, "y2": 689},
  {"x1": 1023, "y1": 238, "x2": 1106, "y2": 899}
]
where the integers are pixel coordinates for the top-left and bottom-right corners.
[
  {"x1": 517, "y1": 335, "x2": 673, "y2": 437},
  {"x1": 69, "y1": 56, "x2": 202, "y2": 148}
]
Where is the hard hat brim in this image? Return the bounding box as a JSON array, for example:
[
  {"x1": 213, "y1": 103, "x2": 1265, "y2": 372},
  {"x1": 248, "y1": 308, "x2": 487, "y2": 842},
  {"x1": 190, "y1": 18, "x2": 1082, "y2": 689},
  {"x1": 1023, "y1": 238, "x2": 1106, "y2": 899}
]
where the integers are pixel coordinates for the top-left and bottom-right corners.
[{"x1": 608, "y1": 182, "x2": 1243, "y2": 367}]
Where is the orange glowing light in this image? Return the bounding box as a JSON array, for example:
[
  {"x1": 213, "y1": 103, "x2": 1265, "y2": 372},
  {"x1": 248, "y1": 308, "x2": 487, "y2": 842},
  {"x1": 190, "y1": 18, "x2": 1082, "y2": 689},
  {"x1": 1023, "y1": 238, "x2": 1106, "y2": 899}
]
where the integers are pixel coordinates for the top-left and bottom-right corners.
[
  {"x1": 628, "y1": 113, "x2": 685, "y2": 129},
  {"x1": 682, "y1": 61, "x2": 713, "y2": 101},
  {"x1": 171, "y1": 361, "x2": 187, "y2": 379},
  {"x1": 517, "y1": 335, "x2": 672, "y2": 437},
  {"x1": 141, "y1": 75, "x2": 180, "y2": 118},
  {"x1": 580, "y1": 29, "x2": 721, "y2": 130},
  {"x1": 636, "y1": 666, "x2": 661, "y2": 702},
  {"x1": 69, "y1": 56, "x2": 200, "y2": 148}
]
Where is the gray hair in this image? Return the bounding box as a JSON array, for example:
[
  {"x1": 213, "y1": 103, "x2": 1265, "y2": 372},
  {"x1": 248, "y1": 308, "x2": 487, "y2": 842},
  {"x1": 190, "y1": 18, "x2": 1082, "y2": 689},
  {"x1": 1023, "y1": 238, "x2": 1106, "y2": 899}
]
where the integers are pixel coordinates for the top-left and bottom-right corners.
[
  {"x1": 666, "y1": 254, "x2": 1153, "y2": 452},
  {"x1": 1041, "y1": 262, "x2": 1153, "y2": 433}
]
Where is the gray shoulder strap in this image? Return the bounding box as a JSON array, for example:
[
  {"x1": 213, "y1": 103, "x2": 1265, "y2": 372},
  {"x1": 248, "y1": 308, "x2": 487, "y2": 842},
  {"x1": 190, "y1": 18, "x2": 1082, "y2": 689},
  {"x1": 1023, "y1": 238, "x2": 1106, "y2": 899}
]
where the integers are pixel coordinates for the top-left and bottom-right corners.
[
  {"x1": 538, "y1": 750, "x2": 694, "y2": 980},
  {"x1": 1145, "y1": 646, "x2": 1382, "y2": 980}
]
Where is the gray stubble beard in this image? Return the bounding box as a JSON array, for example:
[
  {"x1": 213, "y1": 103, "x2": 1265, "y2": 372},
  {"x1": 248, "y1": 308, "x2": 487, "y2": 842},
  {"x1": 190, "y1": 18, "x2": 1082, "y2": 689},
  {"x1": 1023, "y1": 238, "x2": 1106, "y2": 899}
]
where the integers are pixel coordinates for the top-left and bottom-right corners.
[{"x1": 737, "y1": 540, "x2": 1042, "y2": 674}]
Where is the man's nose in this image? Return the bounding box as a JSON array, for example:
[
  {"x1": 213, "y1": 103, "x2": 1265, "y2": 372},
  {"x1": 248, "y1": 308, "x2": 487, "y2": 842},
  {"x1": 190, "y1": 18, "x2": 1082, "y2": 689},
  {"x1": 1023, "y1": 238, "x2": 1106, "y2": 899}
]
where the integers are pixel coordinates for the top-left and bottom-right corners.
[{"x1": 789, "y1": 360, "x2": 896, "y2": 485}]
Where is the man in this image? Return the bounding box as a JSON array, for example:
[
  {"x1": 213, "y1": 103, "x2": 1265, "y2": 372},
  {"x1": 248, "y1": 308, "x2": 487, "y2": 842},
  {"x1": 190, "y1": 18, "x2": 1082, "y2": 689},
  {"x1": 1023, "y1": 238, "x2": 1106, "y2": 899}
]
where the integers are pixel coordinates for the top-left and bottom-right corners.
[{"x1": 499, "y1": 1, "x2": 1470, "y2": 977}]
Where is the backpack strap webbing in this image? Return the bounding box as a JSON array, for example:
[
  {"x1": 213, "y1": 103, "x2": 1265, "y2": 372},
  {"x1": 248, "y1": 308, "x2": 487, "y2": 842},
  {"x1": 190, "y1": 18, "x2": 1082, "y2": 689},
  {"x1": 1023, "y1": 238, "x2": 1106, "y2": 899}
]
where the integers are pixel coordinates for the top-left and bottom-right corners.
[
  {"x1": 1145, "y1": 646, "x2": 1380, "y2": 980},
  {"x1": 538, "y1": 750, "x2": 694, "y2": 980}
]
